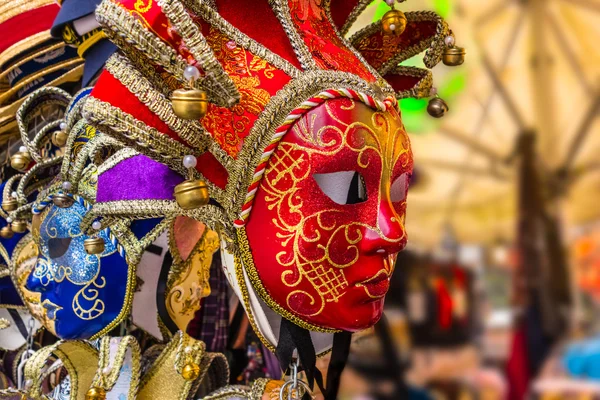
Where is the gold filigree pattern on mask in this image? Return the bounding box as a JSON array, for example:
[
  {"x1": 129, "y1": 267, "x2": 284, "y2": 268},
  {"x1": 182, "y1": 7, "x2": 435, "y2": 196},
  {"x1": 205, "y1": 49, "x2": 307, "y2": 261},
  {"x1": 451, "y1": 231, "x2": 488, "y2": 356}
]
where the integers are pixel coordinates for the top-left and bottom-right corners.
[{"x1": 258, "y1": 101, "x2": 411, "y2": 317}]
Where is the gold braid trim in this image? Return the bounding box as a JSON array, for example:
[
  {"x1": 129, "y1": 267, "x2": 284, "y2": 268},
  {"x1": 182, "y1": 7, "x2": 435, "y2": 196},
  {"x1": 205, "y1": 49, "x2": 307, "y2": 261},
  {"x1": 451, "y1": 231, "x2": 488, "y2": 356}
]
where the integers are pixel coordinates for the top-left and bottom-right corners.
[
  {"x1": 0, "y1": 42, "x2": 65, "y2": 83},
  {"x1": 176, "y1": 0, "x2": 301, "y2": 78},
  {"x1": 0, "y1": 0, "x2": 54, "y2": 25},
  {"x1": 388, "y1": 65, "x2": 433, "y2": 99},
  {"x1": 81, "y1": 200, "x2": 230, "y2": 239},
  {"x1": 16, "y1": 86, "x2": 71, "y2": 157},
  {"x1": 0, "y1": 59, "x2": 83, "y2": 106},
  {"x1": 83, "y1": 98, "x2": 229, "y2": 207},
  {"x1": 159, "y1": 0, "x2": 240, "y2": 107},
  {"x1": 255, "y1": 0, "x2": 318, "y2": 71},
  {"x1": 0, "y1": 31, "x2": 51, "y2": 69},
  {"x1": 59, "y1": 119, "x2": 90, "y2": 178},
  {"x1": 96, "y1": 147, "x2": 140, "y2": 176},
  {"x1": 30, "y1": 120, "x2": 61, "y2": 162},
  {"x1": 323, "y1": 0, "x2": 388, "y2": 85},
  {"x1": 93, "y1": 336, "x2": 142, "y2": 398},
  {"x1": 83, "y1": 98, "x2": 194, "y2": 166},
  {"x1": 225, "y1": 70, "x2": 380, "y2": 222},
  {"x1": 335, "y1": 0, "x2": 377, "y2": 36},
  {"x1": 96, "y1": 0, "x2": 215, "y2": 99},
  {"x1": 138, "y1": 332, "x2": 206, "y2": 400},
  {"x1": 349, "y1": 11, "x2": 450, "y2": 73},
  {"x1": 64, "y1": 87, "x2": 94, "y2": 133},
  {"x1": 203, "y1": 385, "x2": 252, "y2": 400},
  {"x1": 15, "y1": 155, "x2": 63, "y2": 209},
  {"x1": 2, "y1": 174, "x2": 23, "y2": 215},
  {"x1": 104, "y1": 53, "x2": 211, "y2": 151}
]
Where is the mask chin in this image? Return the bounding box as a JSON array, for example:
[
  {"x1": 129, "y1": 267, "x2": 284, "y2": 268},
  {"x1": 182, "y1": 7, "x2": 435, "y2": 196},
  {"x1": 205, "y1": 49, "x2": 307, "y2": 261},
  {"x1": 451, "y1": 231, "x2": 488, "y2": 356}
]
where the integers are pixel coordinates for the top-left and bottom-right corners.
[{"x1": 220, "y1": 238, "x2": 335, "y2": 356}]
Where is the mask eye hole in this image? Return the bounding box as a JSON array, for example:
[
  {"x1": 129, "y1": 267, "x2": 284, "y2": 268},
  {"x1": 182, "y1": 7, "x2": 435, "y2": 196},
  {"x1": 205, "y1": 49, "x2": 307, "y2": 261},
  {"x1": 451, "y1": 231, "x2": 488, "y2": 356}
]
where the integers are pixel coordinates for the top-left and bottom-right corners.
[
  {"x1": 313, "y1": 171, "x2": 367, "y2": 205},
  {"x1": 390, "y1": 172, "x2": 410, "y2": 203},
  {"x1": 48, "y1": 237, "x2": 71, "y2": 259}
]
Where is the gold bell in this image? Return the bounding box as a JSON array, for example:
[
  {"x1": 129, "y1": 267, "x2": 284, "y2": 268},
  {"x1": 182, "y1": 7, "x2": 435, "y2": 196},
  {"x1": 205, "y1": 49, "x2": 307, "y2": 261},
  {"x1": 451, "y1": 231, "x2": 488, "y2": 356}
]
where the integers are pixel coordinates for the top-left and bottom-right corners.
[
  {"x1": 181, "y1": 363, "x2": 201, "y2": 381},
  {"x1": 171, "y1": 88, "x2": 208, "y2": 120},
  {"x1": 85, "y1": 387, "x2": 106, "y2": 400},
  {"x1": 2, "y1": 198, "x2": 17, "y2": 212},
  {"x1": 0, "y1": 226, "x2": 13, "y2": 239},
  {"x1": 51, "y1": 130, "x2": 68, "y2": 147},
  {"x1": 53, "y1": 193, "x2": 74, "y2": 208},
  {"x1": 443, "y1": 46, "x2": 466, "y2": 66},
  {"x1": 11, "y1": 220, "x2": 27, "y2": 233},
  {"x1": 174, "y1": 179, "x2": 209, "y2": 210},
  {"x1": 10, "y1": 151, "x2": 31, "y2": 172},
  {"x1": 84, "y1": 237, "x2": 105, "y2": 255},
  {"x1": 381, "y1": 9, "x2": 407, "y2": 35},
  {"x1": 427, "y1": 97, "x2": 449, "y2": 118}
]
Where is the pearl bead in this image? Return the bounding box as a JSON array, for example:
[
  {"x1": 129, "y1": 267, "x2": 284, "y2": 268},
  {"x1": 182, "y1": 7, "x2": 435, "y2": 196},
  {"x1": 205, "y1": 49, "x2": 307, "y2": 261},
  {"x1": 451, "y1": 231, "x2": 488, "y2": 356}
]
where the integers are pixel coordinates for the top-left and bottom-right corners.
[
  {"x1": 25, "y1": 379, "x2": 33, "y2": 388},
  {"x1": 11, "y1": 192, "x2": 17, "y2": 198},
  {"x1": 102, "y1": 366, "x2": 112, "y2": 375},
  {"x1": 226, "y1": 40, "x2": 237, "y2": 50},
  {"x1": 389, "y1": 24, "x2": 396, "y2": 31},
  {"x1": 184, "y1": 346, "x2": 193, "y2": 354},
  {"x1": 59, "y1": 122, "x2": 67, "y2": 130},
  {"x1": 92, "y1": 221, "x2": 102, "y2": 231},
  {"x1": 430, "y1": 87, "x2": 438, "y2": 96},
  {"x1": 445, "y1": 35, "x2": 455, "y2": 47},
  {"x1": 19, "y1": 146, "x2": 27, "y2": 153},
  {"x1": 385, "y1": 0, "x2": 394, "y2": 5},
  {"x1": 62, "y1": 181, "x2": 72, "y2": 191},
  {"x1": 183, "y1": 155, "x2": 197, "y2": 169},
  {"x1": 183, "y1": 65, "x2": 200, "y2": 82},
  {"x1": 6, "y1": 217, "x2": 12, "y2": 223}
]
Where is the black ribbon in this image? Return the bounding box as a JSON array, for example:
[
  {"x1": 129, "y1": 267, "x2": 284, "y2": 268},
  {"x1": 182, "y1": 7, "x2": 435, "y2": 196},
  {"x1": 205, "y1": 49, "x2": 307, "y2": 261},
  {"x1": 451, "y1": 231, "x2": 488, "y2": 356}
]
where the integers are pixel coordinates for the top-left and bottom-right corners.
[{"x1": 276, "y1": 318, "x2": 352, "y2": 400}]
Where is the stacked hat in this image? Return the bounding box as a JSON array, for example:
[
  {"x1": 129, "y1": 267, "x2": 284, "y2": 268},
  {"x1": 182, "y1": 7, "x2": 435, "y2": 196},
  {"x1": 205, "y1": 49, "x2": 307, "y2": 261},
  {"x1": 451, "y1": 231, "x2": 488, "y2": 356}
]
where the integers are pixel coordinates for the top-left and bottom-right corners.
[
  {"x1": 0, "y1": 0, "x2": 83, "y2": 138},
  {"x1": 51, "y1": 0, "x2": 117, "y2": 86}
]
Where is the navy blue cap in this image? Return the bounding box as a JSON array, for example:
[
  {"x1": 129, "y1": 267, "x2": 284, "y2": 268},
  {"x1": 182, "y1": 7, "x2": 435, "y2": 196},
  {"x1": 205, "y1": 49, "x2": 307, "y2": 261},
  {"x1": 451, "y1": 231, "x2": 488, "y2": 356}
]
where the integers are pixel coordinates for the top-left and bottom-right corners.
[
  {"x1": 82, "y1": 38, "x2": 116, "y2": 86},
  {"x1": 51, "y1": 0, "x2": 102, "y2": 38}
]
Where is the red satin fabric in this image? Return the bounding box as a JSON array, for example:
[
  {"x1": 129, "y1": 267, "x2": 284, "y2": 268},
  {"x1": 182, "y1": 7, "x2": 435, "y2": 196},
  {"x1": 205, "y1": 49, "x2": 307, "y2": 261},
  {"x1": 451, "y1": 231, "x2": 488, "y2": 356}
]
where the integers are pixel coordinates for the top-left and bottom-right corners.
[
  {"x1": 216, "y1": 0, "x2": 302, "y2": 68},
  {"x1": 329, "y1": 0, "x2": 361, "y2": 30}
]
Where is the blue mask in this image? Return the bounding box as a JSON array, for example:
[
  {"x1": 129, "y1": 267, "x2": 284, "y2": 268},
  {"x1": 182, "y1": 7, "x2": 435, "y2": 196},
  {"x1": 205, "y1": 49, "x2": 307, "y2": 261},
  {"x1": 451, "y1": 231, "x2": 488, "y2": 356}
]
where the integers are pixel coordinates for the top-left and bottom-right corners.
[{"x1": 25, "y1": 196, "x2": 132, "y2": 339}]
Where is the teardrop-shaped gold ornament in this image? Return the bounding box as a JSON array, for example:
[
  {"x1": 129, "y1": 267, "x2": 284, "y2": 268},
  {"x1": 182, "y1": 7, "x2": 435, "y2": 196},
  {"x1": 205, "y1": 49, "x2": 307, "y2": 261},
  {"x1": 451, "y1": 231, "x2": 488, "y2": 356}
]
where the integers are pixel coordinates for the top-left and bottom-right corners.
[
  {"x1": 2, "y1": 198, "x2": 17, "y2": 212},
  {"x1": 381, "y1": 9, "x2": 407, "y2": 35},
  {"x1": 0, "y1": 226, "x2": 13, "y2": 239},
  {"x1": 51, "y1": 130, "x2": 69, "y2": 147},
  {"x1": 10, "y1": 152, "x2": 31, "y2": 171},
  {"x1": 181, "y1": 363, "x2": 201, "y2": 381},
  {"x1": 11, "y1": 220, "x2": 27, "y2": 233},
  {"x1": 427, "y1": 97, "x2": 449, "y2": 118},
  {"x1": 171, "y1": 89, "x2": 208, "y2": 120},
  {"x1": 85, "y1": 387, "x2": 106, "y2": 400},
  {"x1": 53, "y1": 193, "x2": 74, "y2": 208},
  {"x1": 443, "y1": 46, "x2": 466, "y2": 66},
  {"x1": 174, "y1": 179, "x2": 209, "y2": 210},
  {"x1": 84, "y1": 237, "x2": 105, "y2": 255}
]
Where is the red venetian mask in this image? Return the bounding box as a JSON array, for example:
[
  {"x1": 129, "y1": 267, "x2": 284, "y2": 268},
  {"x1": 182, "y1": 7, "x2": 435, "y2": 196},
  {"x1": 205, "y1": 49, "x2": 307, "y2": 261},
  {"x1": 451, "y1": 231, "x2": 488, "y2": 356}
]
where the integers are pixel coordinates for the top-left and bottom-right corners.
[{"x1": 246, "y1": 98, "x2": 412, "y2": 331}]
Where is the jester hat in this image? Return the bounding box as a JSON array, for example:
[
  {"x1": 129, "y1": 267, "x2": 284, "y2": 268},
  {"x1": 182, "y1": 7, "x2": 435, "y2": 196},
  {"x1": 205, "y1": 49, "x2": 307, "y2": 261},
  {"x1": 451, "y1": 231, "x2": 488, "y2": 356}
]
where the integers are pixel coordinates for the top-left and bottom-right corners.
[{"x1": 82, "y1": 0, "x2": 461, "y2": 360}]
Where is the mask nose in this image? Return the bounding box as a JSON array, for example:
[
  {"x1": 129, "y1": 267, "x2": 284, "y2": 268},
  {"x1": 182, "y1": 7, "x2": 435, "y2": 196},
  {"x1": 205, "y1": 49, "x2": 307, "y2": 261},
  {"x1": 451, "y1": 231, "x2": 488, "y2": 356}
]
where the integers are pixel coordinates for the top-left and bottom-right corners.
[
  {"x1": 360, "y1": 199, "x2": 407, "y2": 255},
  {"x1": 25, "y1": 262, "x2": 53, "y2": 293}
]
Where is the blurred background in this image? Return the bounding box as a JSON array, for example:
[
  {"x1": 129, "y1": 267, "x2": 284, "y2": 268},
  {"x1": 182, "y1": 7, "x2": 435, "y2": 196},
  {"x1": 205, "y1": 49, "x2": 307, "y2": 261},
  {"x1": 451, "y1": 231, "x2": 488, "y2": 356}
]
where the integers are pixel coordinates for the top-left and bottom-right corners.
[{"x1": 324, "y1": 0, "x2": 600, "y2": 399}]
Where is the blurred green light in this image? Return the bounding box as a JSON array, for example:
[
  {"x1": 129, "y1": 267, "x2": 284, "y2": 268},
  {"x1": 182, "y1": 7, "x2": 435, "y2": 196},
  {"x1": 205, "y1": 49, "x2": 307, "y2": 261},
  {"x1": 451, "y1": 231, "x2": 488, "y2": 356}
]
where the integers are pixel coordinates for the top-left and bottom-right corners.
[{"x1": 433, "y1": 0, "x2": 453, "y2": 18}]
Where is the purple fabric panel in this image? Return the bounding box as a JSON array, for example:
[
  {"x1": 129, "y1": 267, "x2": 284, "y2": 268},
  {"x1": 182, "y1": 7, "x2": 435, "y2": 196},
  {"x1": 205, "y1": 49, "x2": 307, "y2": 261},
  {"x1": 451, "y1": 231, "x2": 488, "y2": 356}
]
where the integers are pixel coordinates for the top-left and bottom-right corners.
[{"x1": 96, "y1": 155, "x2": 183, "y2": 202}]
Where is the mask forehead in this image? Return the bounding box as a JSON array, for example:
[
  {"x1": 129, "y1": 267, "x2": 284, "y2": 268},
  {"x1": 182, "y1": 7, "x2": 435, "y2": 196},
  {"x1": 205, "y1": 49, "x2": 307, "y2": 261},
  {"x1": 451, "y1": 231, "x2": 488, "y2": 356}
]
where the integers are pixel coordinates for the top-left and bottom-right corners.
[{"x1": 269, "y1": 99, "x2": 412, "y2": 225}]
